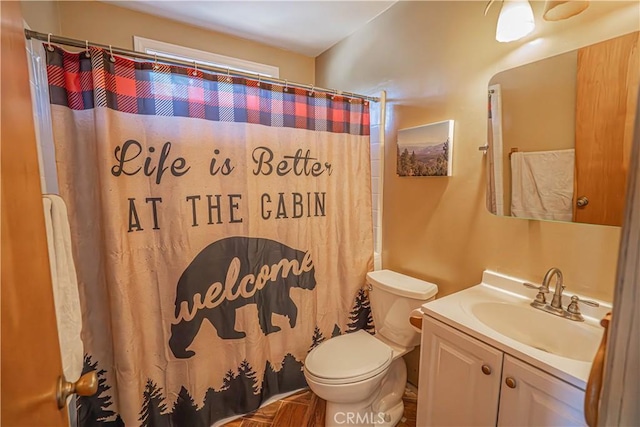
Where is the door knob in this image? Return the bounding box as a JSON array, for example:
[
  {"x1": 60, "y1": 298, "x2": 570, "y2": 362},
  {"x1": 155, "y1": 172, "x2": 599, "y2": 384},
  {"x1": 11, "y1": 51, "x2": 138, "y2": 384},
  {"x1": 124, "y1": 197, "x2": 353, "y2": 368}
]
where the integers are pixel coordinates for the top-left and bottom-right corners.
[
  {"x1": 57, "y1": 371, "x2": 98, "y2": 409},
  {"x1": 481, "y1": 364, "x2": 492, "y2": 375},
  {"x1": 576, "y1": 196, "x2": 589, "y2": 207},
  {"x1": 505, "y1": 377, "x2": 517, "y2": 388}
]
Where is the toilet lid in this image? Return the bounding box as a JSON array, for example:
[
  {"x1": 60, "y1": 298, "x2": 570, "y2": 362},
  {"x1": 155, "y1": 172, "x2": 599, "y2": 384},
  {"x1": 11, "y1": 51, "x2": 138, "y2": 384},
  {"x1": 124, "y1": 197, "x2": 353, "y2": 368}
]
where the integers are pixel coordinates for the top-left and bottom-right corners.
[{"x1": 305, "y1": 330, "x2": 393, "y2": 383}]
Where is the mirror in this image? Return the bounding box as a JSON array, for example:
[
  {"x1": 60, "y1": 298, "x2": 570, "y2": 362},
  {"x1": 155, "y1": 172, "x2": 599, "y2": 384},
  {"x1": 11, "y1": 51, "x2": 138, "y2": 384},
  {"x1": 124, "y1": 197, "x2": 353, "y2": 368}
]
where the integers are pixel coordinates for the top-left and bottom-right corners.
[{"x1": 486, "y1": 31, "x2": 639, "y2": 227}]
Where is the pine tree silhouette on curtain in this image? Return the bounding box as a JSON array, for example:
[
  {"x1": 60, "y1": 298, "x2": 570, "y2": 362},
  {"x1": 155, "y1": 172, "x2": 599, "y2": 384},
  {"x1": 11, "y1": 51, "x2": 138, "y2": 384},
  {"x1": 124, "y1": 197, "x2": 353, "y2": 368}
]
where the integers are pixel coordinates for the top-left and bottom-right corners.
[
  {"x1": 213, "y1": 362, "x2": 262, "y2": 414},
  {"x1": 77, "y1": 355, "x2": 124, "y2": 427},
  {"x1": 171, "y1": 386, "x2": 205, "y2": 427},
  {"x1": 222, "y1": 369, "x2": 236, "y2": 390},
  {"x1": 239, "y1": 360, "x2": 260, "y2": 395},
  {"x1": 310, "y1": 325, "x2": 326, "y2": 350},
  {"x1": 260, "y1": 353, "x2": 306, "y2": 403},
  {"x1": 347, "y1": 288, "x2": 375, "y2": 334},
  {"x1": 139, "y1": 380, "x2": 170, "y2": 427},
  {"x1": 277, "y1": 353, "x2": 307, "y2": 390},
  {"x1": 332, "y1": 324, "x2": 342, "y2": 337},
  {"x1": 235, "y1": 360, "x2": 261, "y2": 413},
  {"x1": 137, "y1": 354, "x2": 308, "y2": 426}
]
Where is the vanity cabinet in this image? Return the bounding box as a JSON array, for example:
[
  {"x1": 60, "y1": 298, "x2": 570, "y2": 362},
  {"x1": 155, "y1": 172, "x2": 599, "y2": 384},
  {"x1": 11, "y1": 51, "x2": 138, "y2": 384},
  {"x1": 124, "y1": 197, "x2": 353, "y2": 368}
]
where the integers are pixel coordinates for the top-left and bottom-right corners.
[
  {"x1": 417, "y1": 316, "x2": 587, "y2": 427},
  {"x1": 498, "y1": 355, "x2": 585, "y2": 426},
  {"x1": 417, "y1": 316, "x2": 503, "y2": 426}
]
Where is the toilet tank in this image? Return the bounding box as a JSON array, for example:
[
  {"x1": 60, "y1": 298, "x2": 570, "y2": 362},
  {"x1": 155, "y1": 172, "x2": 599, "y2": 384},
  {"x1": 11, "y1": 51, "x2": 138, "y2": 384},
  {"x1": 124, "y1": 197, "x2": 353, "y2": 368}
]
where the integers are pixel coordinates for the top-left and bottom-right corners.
[{"x1": 366, "y1": 270, "x2": 438, "y2": 349}]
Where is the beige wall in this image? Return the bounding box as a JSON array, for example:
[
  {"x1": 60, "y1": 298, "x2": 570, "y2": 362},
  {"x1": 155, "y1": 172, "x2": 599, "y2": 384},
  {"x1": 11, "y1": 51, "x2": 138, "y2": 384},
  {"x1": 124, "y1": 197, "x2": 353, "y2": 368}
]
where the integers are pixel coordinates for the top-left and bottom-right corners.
[
  {"x1": 491, "y1": 50, "x2": 577, "y2": 214},
  {"x1": 21, "y1": 0, "x2": 61, "y2": 34},
  {"x1": 22, "y1": 0, "x2": 314, "y2": 84},
  {"x1": 317, "y1": 1, "x2": 639, "y2": 385}
]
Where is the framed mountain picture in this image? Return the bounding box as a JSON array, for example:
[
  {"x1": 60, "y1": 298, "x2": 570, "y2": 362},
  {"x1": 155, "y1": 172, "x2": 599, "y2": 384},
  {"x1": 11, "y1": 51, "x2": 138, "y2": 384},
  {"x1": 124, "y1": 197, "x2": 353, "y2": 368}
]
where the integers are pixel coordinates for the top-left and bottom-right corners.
[{"x1": 397, "y1": 120, "x2": 454, "y2": 176}]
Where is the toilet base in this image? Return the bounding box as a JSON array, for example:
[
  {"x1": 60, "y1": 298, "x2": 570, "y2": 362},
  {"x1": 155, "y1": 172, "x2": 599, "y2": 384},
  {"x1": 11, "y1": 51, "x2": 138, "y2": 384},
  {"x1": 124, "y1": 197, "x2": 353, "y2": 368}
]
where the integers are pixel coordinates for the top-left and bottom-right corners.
[{"x1": 323, "y1": 358, "x2": 407, "y2": 427}]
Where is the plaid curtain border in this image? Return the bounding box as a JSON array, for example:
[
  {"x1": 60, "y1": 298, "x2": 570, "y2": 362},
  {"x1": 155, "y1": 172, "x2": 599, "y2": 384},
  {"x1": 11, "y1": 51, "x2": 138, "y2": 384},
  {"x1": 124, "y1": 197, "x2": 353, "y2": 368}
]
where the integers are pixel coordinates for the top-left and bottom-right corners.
[{"x1": 46, "y1": 47, "x2": 370, "y2": 136}]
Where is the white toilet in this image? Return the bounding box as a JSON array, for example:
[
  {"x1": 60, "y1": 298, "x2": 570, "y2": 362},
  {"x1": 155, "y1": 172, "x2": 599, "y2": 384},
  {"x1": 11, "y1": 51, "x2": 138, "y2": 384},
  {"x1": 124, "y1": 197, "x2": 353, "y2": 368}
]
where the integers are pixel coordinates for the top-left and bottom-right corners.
[{"x1": 304, "y1": 270, "x2": 438, "y2": 427}]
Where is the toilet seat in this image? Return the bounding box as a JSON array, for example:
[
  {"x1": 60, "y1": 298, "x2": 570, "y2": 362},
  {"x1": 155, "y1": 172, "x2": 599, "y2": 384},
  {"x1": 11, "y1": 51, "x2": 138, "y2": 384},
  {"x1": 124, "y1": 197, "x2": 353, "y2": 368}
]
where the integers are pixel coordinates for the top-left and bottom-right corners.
[{"x1": 305, "y1": 330, "x2": 393, "y2": 385}]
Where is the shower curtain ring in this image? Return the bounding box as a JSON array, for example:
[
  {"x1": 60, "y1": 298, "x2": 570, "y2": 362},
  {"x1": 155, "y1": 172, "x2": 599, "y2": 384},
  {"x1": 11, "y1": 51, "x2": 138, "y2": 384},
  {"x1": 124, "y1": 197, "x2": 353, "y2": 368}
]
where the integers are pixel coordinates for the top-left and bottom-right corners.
[
  {"x1": 84, "y1": 40, "x2": 90, "y2": 58},
  {"x1": 309, "y1": 85, "x2": 315, "y2": 96},
  {"x1": 152, "y1": 53, "x2": 159, "y2": 71},
  {"x1": 331, "y1": 89, "x2": 337, "y2": 100},
  {"x1": 108, "y1": 45, "x2": 115, "y2": 63},
  {"x1": 284, "y1": 80, "x2": 288, "y2": 92},
  {"x1": 257, "y1": 74, "x2": 261, "y2": 87},
  {"x1": 46, "y1": 33, "x2": 54, "y2": 52},
  {"x1": 192, "y1": 61, "x2": 198, "y2": 76},
  {"x1": 226, "y1": 68, "x2": 232, "y2": 82}
]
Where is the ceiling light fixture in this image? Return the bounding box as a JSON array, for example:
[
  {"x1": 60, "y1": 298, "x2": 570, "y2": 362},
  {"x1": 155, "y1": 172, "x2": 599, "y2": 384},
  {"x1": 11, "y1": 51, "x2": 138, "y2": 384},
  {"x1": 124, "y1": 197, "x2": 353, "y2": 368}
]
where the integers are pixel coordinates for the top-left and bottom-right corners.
[
  {"x1": 496, "y1": 0, "x2": 536, "y2": 42},
  {"x1": 485, "y1": 0, "x2": 536, "y2": 43},
  {"x1": 543, "y1": 0, "x2": 590, "y2": 21}
]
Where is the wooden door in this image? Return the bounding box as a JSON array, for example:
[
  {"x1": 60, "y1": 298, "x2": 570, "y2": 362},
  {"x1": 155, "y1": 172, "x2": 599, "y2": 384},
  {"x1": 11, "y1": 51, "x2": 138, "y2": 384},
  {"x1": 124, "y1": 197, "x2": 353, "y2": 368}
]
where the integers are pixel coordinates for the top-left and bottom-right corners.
[
  {"x1": 1, "y1": 2, "x2": 68, "y2": 426},
  {"x1": 498, "y1": 355, "x2": 585, "y2": 427},
  {"x1": 574, "y1": 31, "x2": 640, "y2": 226},
  {"x1": 416, "y1": 316, "x2": 503, "y2": 427}
]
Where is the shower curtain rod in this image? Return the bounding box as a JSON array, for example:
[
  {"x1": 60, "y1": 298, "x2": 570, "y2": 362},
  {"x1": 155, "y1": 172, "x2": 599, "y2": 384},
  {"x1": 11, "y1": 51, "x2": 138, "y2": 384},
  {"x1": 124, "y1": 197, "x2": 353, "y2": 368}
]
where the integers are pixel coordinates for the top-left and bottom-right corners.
[{"x1": 24, "y1": 30, "x2": 380, "y2": 103}]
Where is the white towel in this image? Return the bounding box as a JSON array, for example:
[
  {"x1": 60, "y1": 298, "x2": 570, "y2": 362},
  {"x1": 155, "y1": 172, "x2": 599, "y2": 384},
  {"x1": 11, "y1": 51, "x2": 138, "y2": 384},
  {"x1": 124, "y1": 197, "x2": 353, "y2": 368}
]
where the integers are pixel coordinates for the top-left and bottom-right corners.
[
  {"x1": 43, "y1": 195, "x2": 83, "y2": 381},
  {"x1": 511, "y1": 149, "x2": 575, "y2": 221}
]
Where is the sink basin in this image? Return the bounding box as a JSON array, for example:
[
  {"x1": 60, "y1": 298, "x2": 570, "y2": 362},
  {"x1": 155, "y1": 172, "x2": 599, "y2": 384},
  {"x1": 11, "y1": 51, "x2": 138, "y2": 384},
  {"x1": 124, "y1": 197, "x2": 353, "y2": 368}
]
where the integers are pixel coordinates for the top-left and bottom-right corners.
[
  {"x1": 470, "y1": 302, "x2": 602, "y2": 362},
  {"x1": 422, "y1": 270, "x2": 612, "y2": 388}
]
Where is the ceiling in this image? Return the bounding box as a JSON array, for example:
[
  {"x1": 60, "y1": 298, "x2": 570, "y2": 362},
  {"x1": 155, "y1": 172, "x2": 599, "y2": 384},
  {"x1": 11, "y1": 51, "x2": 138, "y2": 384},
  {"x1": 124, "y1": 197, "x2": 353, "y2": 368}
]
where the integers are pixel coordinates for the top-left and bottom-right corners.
[{"x1": 102, "y1": 1, "x2": 397, "y2": 57}]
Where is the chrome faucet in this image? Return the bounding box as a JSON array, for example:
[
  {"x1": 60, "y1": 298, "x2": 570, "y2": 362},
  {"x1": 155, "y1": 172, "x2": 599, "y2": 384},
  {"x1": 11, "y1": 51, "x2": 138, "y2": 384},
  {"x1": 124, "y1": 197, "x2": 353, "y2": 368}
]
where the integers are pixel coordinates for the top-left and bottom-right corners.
[
  {"x1": 523, "y1": 267, "x2": 599, "y2": 321},
  {"x1": 543, "y1": 267, "x2": 564, "y2": 314},
  {"x1": 523, "y1": 267, "x2": 563, "y2": 311}
]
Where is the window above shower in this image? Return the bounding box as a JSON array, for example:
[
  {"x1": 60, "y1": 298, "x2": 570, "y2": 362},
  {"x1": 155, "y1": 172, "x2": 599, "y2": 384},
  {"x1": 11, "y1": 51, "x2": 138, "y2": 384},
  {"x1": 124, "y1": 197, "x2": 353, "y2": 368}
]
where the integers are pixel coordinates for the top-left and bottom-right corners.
[{"x1": 133, "y1": 36, "x2": 280, "y2": 78}]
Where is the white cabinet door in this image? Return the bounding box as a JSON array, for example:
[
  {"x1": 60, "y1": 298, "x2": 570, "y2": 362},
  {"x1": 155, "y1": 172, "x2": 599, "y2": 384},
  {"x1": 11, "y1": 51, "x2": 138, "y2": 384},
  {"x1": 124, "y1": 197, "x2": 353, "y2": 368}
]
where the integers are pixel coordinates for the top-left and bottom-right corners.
[
  {"x1": 498, "y1": 355, "x2": 586, "y2": 426},
  {"x1": 417, "y1": 316, "x2": 503, "y2": 427}
]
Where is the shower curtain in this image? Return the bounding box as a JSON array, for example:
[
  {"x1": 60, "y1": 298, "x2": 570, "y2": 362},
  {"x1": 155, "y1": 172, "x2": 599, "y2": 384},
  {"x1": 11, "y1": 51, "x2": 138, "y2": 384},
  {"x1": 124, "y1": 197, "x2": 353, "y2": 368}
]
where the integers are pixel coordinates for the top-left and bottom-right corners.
[{"x1": 45, "y1": 46, "x2": 374, "y2": 426}]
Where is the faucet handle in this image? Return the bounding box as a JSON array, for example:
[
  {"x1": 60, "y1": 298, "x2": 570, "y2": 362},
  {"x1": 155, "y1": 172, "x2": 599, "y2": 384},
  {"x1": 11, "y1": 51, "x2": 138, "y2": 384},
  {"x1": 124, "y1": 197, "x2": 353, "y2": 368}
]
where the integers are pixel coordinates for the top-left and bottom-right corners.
[
  {"x1": 523, "y1": 282, "x2": 549, "y2": 293},
  {"x1": 565, "y1": 295, "x2": 600, "y2": 321},
  {"x1": 568, "y1": 295, "x2": 599, "y2": 309},
  {"x1": 523, "y1": 282, "x2": 548, "y2": 307}
]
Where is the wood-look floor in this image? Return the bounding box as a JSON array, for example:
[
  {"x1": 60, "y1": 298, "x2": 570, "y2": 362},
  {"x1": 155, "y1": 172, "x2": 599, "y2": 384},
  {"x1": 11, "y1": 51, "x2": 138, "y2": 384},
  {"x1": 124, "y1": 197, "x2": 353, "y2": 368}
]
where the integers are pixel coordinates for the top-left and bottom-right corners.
[{"x1": 223, "y1": 387, "x2": 417, "y2": 427}]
